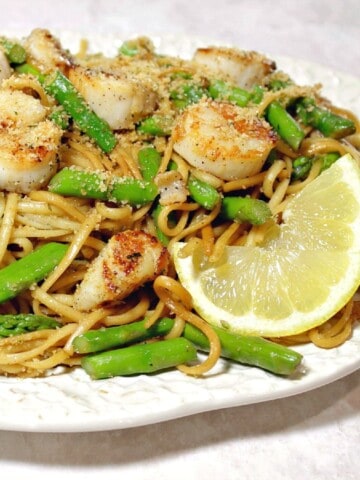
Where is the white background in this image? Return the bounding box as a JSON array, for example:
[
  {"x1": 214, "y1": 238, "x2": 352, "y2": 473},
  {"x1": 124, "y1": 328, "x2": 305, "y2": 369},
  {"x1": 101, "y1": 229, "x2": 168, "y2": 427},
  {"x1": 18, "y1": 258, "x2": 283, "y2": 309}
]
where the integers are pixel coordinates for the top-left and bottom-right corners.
[{"x1": 0, "y1": 1, "x2": 359, "y2": 479}]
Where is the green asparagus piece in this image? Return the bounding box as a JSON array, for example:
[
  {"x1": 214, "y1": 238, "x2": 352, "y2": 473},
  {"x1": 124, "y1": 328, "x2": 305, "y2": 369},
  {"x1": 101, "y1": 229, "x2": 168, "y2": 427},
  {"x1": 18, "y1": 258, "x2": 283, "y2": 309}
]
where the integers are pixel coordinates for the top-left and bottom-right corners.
[
  {"x1": 251, "y1": 85, "x2": 265, "y2": 104},
  {"x1": 118, "y1": 40, "x2": 139, "y2": 57},
  {"x1": 49, "y1": 106, "x2": 70, "y2": 129},
  {"x1": 73, "y1": 317, "x2": 174, "y2": 353},
  {"x1": 267, "y1": 78, "x2": 293, "y2": 91},
  {"x1": 49, "y1": 168, "x2": 108, "y2": 200},
  {"x1": 0, "y1": 242, "x2": 68, "y2": 304},
  {"x1": 138, "y1": 147, "x2": 161, "y2": 181},
  {"x1": 151, "y1": 203, "x2": 171, "y2": 246},
  {"x1": 81, "y1": 337, "x2": 198, "y2": 379},
  {"x1": 74, "y1": 316, "x2": 302, "y2": 376},
  {"x1": 170, "y1": 71, "x2": 193, "y2": 80},
  {"x1": 208, "y1": 79, "x2": 252, "y2": 107},
  {"x1": 167, "y1": 159, "x2": 178, "y2": 171},
  {"x1": 170, "y1": 83, "x2": 209, "y2": 109},
  {"x1": 137, "y1": 115, "x2": 173, "y2": 136},
  {"x1": 0, "y1": 37, "x2": 26, "y2": 64},
  {"x1": 266, "y1": 101, "x2": 305, "y2": 150},
  {"x1": 320, "y1": 151, "x2": 340, "y2": 171},
  {"x1": 48, "y1": 167, "x2": 158, "y2": 206},
  {"x1": 15, "y1": 64, "x2": 117, "y2": 153},
  {"x1": 182, "y1": 321, "x2": 302, "y2": 376},
  {"x1": 109, "y1": 177, "x2": 158, "y2": 205},
  {"x1": 187, "y1": 175, "x2": 221, "y2": 210},
  {"x1": 15, "y1": 63, "x2": 46, "y2": 83},
  {"x1": 0, "y1": 314, "x2": 61, "y2": 337},
  {"x1": 291, "y1": 155, "x2": 313, "y2": 181},
  {"x1": 221, "y1": 196, "x2": 272, "y2": 225},
  {"x1": 292, "y1": 152, "x2": 341, "y2": 181},
  {"x1": 296, "y1": 98, "x2": 356, "y2": 139},
  {"x1": 45, "y1": 71, "x2": 117, "y2": 153},
  {"x1": 118, "y1": 38, "x2": 152, "y2": 57}
]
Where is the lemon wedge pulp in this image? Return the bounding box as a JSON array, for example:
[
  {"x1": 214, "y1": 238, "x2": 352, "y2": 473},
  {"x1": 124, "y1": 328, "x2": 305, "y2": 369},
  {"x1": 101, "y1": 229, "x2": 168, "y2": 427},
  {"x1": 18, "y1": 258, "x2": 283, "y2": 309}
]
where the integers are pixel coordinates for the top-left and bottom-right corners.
[{"x1": 173, "y1": 154, "x2": 360, "y2": 337}]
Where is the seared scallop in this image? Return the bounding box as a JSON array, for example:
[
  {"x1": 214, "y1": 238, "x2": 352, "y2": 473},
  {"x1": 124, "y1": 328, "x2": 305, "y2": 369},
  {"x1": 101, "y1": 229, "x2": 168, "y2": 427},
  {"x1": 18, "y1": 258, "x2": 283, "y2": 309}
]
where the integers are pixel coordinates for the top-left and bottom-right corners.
[{"x1": 172, "y1": 99, "x2": 277, "y2": 181}]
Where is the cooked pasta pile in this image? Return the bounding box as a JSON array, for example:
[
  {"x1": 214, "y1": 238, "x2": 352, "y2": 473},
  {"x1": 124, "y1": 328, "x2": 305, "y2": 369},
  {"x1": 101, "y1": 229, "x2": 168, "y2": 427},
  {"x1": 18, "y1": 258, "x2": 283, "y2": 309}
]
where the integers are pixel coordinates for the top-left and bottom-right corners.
[{"x1": 0, "y1": 29, "x2": 359, "y2": 378}]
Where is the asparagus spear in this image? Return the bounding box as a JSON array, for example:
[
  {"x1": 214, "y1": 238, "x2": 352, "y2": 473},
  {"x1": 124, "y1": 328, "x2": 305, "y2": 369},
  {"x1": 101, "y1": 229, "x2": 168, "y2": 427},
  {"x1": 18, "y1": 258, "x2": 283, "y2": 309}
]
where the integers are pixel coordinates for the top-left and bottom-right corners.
[
  {"x1": 151, "y1": 203, "x2": 171, "y2": 246},
  {"x1": 0, "y1": 314, "x2": 60, "y2": 337},
  {"x1": 81, "y1": 337, "x2": 198, "y2": 379},
  {"x1": 136, "y1": 115, "x2": 173, "y2": 136},
  {"x1": 15, "y1": 64, "x2": 117, "y2": 153},
  {"x1": 291, "y1": 152, "x2": 341, "y2": 180},
  {"x1": 267, "y1": 78, "x2": 293, "y2": 91},
  {"x1": 48, "y1": 167, "x2": 158, "y2": 206},
  {"x1": 15, "y1": 62, "x2": 46, "y2": 82},
  {"x1": 221, "y1": 196, "x2": 272, "y2": 225},
  {"x1": 187, "y1": 175, "x2": 221, "y2": 210},
  {"x1": 170, "y1": 83, "x2": 209, "y2": 109},
  {"x1": 109, "y1": 177, "x2": 158, "y2": 205},
  {"x1": 118, "y1": 40, "x2": 140, "y2": 57},
  {"x1": 118, "y1": 38, "x2": 151, "y2": 57},
  {"x1": 49, "y1": 106, "x2": 70, "y2": 129},
  {"x1": 208, "y1": 79, "x2": 253, "y2": 107},
  {"x1": 291, "y1": 155, "x2": 312, "y2": 180},
  {"x1": 138, "y1": 147, "x2": 161, "y2": 181},
  {"x1": 74, "y1": 317, "x2": 302, "y2": 376},
  {"x1": 251, "y1": 85, "x2": 265, "y2": 104},
  {"x1": 296, "y1": 98, "x2": 356, "y2": 139},
  {"x1": 164, "y1": 158, "x2": 221, "y2": 210},
  {"x1": 266, "y1": 101, "x2": 305, "y2": 150},
  {"x1": 45, "y1": 71, "x2": 117, "y2": 153},
  {"x1": 0, "y1": 37, "x2": 27, "y2": 64},
  {"x1": 49, "y1": 168, "x2": 108, "y2": 200},
  {"x1": 183, "y1": 322, "x2": 302, "y2": 376},
  {"x1": 208, "y1": 80, "x2": 264, "y2": 106},
  {"x1": 0, "y1": 242, "x2": 68, "y2": 304},
  {"x1": 73, "y1": 317, "x2": 174, "y2": 353},
  {"x1": 320, "y1": 151, "x2": 340, "y2": 171},
  {"x1": 170, "y1": 71, "x2": 193, "y2": 80}
]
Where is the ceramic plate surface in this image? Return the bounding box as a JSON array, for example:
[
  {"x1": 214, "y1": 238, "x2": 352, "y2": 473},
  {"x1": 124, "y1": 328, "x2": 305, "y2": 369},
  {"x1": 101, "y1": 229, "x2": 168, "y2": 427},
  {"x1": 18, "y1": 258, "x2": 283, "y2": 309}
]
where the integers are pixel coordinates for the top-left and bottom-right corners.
[{"x1": 0, "y1": 32, "x2": 359, "y2": 432}]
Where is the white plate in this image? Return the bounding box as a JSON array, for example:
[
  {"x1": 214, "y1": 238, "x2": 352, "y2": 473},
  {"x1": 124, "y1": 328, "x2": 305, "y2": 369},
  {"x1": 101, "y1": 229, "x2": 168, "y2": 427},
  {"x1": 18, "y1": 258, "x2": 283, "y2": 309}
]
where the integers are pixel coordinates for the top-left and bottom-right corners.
[{"x1": 0, "y1": 32, "x2": 359, "y2": 433}]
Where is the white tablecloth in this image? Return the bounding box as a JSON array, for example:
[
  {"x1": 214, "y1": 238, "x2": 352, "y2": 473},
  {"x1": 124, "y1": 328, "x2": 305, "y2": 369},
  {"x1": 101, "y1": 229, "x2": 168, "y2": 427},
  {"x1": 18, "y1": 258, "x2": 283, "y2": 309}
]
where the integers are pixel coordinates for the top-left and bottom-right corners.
[{"x1": 0, "y1": 1, "x2": 359, "y2": 478}]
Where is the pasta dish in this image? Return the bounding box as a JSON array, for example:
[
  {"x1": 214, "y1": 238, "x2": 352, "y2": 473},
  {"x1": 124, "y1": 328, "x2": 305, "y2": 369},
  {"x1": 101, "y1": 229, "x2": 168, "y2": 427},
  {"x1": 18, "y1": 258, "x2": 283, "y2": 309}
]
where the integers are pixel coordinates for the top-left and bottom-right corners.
[{"x1": 0, "y1": 29, "x2": 359, "y2": 380}]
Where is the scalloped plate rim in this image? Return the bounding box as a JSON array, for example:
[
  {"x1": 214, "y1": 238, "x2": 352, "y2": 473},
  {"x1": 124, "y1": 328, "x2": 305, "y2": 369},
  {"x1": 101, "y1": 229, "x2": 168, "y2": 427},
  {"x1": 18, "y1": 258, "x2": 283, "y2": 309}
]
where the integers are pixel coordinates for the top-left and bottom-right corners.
[{"x1": 0, "y1": 31, "x2": 359, "y2": 433}]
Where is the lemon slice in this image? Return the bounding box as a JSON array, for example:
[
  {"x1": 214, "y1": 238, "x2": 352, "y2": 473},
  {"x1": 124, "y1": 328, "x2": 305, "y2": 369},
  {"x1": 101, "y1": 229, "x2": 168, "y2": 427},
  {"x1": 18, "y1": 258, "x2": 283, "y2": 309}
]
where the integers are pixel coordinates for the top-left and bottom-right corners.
[{"x1": 173, "y1": 154, "x2": 360, "y2": 337}]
